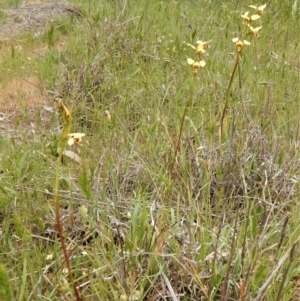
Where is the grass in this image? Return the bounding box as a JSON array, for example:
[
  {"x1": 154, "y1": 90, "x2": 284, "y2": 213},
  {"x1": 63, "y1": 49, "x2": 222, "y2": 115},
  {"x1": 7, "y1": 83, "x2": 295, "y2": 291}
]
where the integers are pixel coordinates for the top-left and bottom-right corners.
[{"x1": 0, "y1": 0, "x2": 300, "y2": 300}]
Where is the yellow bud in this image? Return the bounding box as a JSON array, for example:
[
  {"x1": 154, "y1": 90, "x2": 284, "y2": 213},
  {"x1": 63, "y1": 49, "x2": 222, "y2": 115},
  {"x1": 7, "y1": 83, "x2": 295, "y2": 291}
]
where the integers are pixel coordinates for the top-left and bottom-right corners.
[{"x1": 120, "y1": 295, "x2": 128, "y2": 301}]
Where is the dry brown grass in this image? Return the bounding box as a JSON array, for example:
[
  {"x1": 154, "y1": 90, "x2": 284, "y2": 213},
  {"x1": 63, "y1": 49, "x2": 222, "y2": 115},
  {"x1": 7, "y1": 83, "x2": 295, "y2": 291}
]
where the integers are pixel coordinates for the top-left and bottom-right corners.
[{"x1": 0, "y1": 76, "x2": 47, "y2": 110}]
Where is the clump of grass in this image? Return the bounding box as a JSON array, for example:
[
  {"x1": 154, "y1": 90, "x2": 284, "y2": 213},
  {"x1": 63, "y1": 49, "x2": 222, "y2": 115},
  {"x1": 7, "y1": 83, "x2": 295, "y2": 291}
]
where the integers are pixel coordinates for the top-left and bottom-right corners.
[{"x1": 0, "y1": 264, "x2": 13, "y2": 301}]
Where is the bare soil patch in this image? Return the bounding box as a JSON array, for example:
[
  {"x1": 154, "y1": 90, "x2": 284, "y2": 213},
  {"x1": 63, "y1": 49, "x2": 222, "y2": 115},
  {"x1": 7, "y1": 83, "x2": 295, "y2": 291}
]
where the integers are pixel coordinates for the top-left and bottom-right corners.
[
  {"x1": 0, "y1": 76, "x2": 46, "y2": 110},
  {"x1": 0, "y1": 2, "x2": 78, "y2": 133},
  {"x1": 0, "y1": 1, "x2": 77, "y2": 108},
  {"x1": 0, "y1": 76, "x2": 54, "y2": 137},
  {"x1": 0, "y1": 2, "x2": 76, "y2": 40}
]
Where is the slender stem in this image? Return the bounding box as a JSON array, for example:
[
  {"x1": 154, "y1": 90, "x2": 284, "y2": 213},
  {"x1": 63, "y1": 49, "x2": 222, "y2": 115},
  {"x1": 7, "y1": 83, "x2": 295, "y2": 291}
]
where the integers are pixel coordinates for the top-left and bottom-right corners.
[
  {"x1": 55, "y1": 103, "x2": 82, "y2": 301},
  {"x1": 219, "y1": 54, "x2": 240, "y2": 140},
  {"x1": 170, "y1": 75, "x2": 196, "y2": 173},
  {"x1": 55, "y1": 152, "x2": 82, "y2": 301}
]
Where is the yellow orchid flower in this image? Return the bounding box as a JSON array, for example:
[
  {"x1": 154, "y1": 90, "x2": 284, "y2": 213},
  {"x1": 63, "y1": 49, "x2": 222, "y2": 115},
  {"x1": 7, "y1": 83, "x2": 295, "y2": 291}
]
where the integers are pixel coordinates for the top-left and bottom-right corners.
[
  {"x1": 67, "y1": 133, "x2": 85, "y2": 146},
  {"x1": 241, "y1": 11, "x2": 260, "y2": 25},
  {"x1": 184, "y1": 40, "x2": 211, "y2": 55},
  {"x1": 232, "y1": 38, "x2": 250, "y2": 53},
  {"x1": 249, "y1": 4, "x2": 267, "y2": 15},
  {"x1": 249, "y1": 25, "x2": 262, "y2": 37},
  {"x1": 187, "y1": 58, "x2": 206, "y2": 74},
  {"x1": 195, "y1": 40, "x2": 211, "y2": 55},
  {"x1": 241, "y1": 12, "x2": 251, "y2": 25}
]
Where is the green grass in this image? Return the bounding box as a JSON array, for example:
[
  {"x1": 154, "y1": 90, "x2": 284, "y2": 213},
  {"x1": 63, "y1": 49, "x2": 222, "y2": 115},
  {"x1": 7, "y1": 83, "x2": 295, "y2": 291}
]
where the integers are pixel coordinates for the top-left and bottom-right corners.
[{"x1": 0, "y1": 0, "x2": 300, "y2": 300}]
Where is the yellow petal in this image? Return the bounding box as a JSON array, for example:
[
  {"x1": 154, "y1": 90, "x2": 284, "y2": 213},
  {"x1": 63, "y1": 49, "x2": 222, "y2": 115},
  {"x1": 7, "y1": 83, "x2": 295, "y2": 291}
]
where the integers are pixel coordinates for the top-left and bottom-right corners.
[
  {"x1": 249, "y1": 4, "x2": 266, "y2": 14},
  {"x1": 243, "y1": 40, "x2": 251, "y2": 45},
  {"x1": 67, "y1": 138, "x2": 75, "y2": 146},
  {"x1": 196, "y1": 40, "x2": 211, "y2": 49},
  {"x1": 196, "y1": 40, "x2": 212, "y2": 44},
  {"x1": 187, "y1": 58, "x2": 195, "y2": 65},
  {"x1": 241, "y1": 11, "x2": 250, "y2": 18},
  {"x1": 250, "y1": 14, "x2": 260, "y2": 20},
  {"x1": 185, "y1": 43, "x2": 196, "y2": 50},
  {"x1": 259, "y1": 4, "x2": 267, "y2": 10},
  {"x1": 232, "y1": 37, "x2": 239, "y2": 43},
  {"x1": 253, "y1": 26, "x2": 262, "y2": 31},
  {"x1": 68, "y1": 133, "x2": 85, "y2": 139},
  {"x1": 199, "y1": 60, "x2": 206, "y2": 67}
]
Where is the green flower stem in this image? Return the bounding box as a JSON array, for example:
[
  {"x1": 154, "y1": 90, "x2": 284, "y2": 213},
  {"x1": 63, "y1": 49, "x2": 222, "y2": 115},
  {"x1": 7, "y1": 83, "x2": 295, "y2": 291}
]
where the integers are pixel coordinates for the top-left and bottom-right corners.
[
  {"x1": 171, "y1": 74, "x2": 196, "y2": 173},
  {"x1": 219, "y1": 54, "x2": 240, "y2": 144},
  {"x1": 54, "y1": 106, "x2": 82, "y2": 301}
]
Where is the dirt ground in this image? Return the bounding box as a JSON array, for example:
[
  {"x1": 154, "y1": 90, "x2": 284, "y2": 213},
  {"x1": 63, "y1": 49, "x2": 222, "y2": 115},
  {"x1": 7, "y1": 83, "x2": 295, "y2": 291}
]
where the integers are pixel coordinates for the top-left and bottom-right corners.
[
  {"x1": 0, "y1": 2, "x2": 76, "y2": 133},
  {"x1": 0, "y1": 2, "x2": 75, "y2": 40}
]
